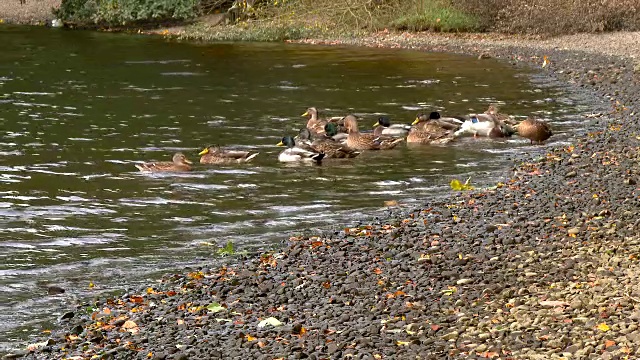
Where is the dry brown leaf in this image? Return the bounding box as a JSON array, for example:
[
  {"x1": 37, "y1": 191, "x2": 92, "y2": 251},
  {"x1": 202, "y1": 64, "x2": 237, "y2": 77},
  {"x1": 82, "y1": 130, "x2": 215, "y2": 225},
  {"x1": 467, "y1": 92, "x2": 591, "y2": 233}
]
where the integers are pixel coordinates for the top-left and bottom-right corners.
[{"x1": 605, "y1": 340, "x2": 616, "y2": 348}]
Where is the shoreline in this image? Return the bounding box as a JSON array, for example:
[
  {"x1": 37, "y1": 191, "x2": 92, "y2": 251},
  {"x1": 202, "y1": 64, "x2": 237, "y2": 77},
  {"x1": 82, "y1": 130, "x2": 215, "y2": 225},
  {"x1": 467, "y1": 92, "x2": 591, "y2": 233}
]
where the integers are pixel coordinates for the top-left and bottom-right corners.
[{"x1": 6, "y1": 27, "x2": 640, "y2": 359}]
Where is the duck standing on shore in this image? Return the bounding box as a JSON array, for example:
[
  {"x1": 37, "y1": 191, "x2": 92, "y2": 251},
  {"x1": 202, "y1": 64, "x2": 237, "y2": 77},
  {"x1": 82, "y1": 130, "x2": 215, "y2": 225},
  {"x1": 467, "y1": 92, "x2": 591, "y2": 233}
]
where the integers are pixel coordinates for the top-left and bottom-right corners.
[
  {"x1": 198, "y1": 146, "x2": 259, "y2": 164},
  {"x1": 516, "y1": 117, "x2": 553, "y2": 144},
  {"x1": 343, "y1": 115, "x2": 404, "y2": 150},
  {"x1": 135, "y1": 153, "x2": 193, "y2": 172},
  {"x1": 276, "y1": 136, "x2": 325, "y2": 164}
]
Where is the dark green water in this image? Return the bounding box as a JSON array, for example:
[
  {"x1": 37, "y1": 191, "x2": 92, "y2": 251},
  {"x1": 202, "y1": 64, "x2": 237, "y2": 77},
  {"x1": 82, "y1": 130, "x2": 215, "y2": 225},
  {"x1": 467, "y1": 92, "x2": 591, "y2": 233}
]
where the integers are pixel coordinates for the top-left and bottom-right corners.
[{"x1": 0, "y1": 25, "x2": 588, "y2": 351}]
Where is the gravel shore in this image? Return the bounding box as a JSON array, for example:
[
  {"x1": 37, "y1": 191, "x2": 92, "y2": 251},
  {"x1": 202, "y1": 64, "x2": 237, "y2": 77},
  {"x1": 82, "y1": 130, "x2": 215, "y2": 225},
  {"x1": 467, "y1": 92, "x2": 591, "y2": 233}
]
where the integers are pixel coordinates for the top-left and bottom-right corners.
[
  {"x1": 0, "y1": 0, "x2": 60, "y2": 25},
  {"x1": 7, "y1": 30, "x2": 640, "y2": 360}
]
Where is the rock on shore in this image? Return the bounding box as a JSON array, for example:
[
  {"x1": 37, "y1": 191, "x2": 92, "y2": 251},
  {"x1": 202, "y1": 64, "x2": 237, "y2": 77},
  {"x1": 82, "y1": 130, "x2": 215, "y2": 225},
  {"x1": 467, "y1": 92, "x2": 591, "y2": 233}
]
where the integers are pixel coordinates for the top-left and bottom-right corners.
[{"x1": 11, "y1": 32, "x2": 640, "y2": 360}]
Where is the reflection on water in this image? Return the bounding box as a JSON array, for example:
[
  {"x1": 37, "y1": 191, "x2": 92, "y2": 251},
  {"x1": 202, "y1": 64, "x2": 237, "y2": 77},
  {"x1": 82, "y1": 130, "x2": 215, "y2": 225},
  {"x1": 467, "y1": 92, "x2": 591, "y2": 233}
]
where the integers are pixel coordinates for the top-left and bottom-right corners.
[{"x1": 0, "y1": 26, "x2": 590, "y2": 351}]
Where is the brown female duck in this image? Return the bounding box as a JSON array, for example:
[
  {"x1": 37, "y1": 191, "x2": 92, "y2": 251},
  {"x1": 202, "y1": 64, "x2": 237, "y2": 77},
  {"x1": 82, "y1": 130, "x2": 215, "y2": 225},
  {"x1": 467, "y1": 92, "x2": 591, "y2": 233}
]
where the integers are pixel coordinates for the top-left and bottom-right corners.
[
  {"x1": 296, "y1": 128, "x2": 360, "y2": 159},
  {"x1": 517, "y1": 117, "x2": 553, "y2": 144},
  {"x1": 302, "y1": 107, "x2": 345, "y2": 135},
  {"x1": 343, "y1": 115, "x2": 404, "y2": 150},
  {"x1": 135, "y1": 152, "x2": 193, "y2": 172},
  {"x1": 407, "y1": 112, "x2": 460, "y2": 144},
  {"x1": 198, "y1": 146, "x2": 259, "y2": 164}
]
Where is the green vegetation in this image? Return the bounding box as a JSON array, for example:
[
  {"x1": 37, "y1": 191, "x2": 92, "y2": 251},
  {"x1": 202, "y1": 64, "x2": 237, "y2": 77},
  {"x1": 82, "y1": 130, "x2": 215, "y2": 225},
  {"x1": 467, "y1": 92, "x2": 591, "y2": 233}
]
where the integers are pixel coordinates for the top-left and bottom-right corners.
[
  {"x1": 54, "y1": 0, "x2": 640, "y2": 37},
  {"x1": 55, "y1": 0, "x2": 200, "y2": 26},
  {"x1": 390, "y1": 1, "x2": 480, "y2": 32}
]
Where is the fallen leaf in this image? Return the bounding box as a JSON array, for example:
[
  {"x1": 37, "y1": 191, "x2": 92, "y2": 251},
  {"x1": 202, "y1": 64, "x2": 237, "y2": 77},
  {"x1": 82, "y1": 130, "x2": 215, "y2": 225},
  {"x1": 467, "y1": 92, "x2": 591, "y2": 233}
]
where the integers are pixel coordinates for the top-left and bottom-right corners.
[
  {"x1": 258, "y1": 317, "x2": 283, "y2": 328},
  {"x1": 396, "y1": 340, "x2": 411, "y2": 346},
  {"x1": 245, "y1": 334, "x2": 257, "y2": 341},
  {"x1": 384, "y1": 200, "x2": 398, "y2": 207},
  {"x1": 129, "y1": 296, "x2": 144, "y2": 303},
  {"x1": 206, "y1": 302, "x2": 225, "y2": 313},
  {"x1": 373, "y1": 268, "x2": 382, "y2": 275},
  {"x1": 605, "y1": 339, "x2": 616, "y2": 348},
  {"x1": 122, "y1": 320, "x2": 139, "y2": 333},
  {"x1": 597, "y1": 323, "x2": 610, "y2": 332},
  {"x1": 478, "y1": 351, "x2": 500, "y2": 358},
  {"x1": 430, "y1": 324, "x2": 441, "y2": 331},
  {"x1": 26, "y1": 340, "x2": 49, "y2": 351},
  {"x1": 311, "y1": 241, "x2": 323, "y2": 248},
  {"x1": 542, "y1": 55, "x2": 550, "y2": 68}
]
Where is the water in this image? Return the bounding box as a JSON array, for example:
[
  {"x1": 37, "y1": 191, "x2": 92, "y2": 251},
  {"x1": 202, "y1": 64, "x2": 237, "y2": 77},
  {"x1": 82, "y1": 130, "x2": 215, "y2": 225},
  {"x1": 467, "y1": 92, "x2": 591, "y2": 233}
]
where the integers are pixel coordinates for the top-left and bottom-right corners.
[{"x1": 0, "y1": 25, "x2": 591, "y2": 351}]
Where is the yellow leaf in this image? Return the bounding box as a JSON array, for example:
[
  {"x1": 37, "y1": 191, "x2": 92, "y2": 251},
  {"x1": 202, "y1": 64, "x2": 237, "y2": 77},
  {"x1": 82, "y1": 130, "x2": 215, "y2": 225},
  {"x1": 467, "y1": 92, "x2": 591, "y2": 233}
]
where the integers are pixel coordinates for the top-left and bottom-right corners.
[
  {"x1": 89, "y1": 282, "x2": 95, "y2": 288},
  {"x1": 396, "y1": 340, "x2": 411, "y2": 346},
  {"x1": 597, "y1": 323, "x2": 610, "y2": 332},
  {"x1": 245, "y1": 334, "x2": 257, "y2": 341}
]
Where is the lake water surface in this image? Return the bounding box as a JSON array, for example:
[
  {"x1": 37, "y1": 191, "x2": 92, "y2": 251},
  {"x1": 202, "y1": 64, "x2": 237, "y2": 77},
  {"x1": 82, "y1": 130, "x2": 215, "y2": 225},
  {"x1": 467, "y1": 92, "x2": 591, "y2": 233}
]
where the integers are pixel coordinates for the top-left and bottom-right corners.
[{"x1": 0, "y1": 25, "x2": 591, "y2": 350}]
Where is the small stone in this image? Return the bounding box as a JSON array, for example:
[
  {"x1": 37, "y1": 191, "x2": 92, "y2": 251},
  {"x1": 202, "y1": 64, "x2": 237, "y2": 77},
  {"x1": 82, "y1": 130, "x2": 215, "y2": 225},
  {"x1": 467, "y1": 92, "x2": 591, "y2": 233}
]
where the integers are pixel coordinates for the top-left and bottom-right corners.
[
  {"x1": 624, "y1": 178, "x2": 637, "y2": 185},
  {"x1": 2, "y1": 350, "x2": 29, "y2": 359},
  {"x1": 441, "y1": 331, "x2": 459, "y2": 340},
  {"x1": 475, "y1": 344, "x2": 487, "y2": 352},
  {"x1": 47, "y1": 286, "x2": 65, "y2": 295},
  {"x1": 456, "y1": 278, "x2": 473, "y2": 285},
  {"x1": 59, "y1": 311, "x2": 74, "y2": 320},
  {"x1": 567, "y1": 227, "x2": 580, "y2": 235},
  {"x1": 524, "y1": 272, "x2": 537, "y2": 277},
  {"x1": 565, "y1": 345, "x2": 580, "y2": 353},
  {"x1": 570, "y1": 299, "x2": 583, "y2": 309},
  {"x1": 565, "y1": 171, "x2": 577, "y2": 178},
  {"x1": 174, "y1": 353, "x2": 189, "y2": 360}
]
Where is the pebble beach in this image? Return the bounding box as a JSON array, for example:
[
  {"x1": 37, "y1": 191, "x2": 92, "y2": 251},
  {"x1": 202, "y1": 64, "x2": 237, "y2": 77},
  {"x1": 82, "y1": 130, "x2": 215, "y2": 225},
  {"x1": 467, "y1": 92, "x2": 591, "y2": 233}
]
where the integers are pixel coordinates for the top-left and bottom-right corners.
[{"x1": 3, "y1": 11, "x2": 640, "y2": 360}]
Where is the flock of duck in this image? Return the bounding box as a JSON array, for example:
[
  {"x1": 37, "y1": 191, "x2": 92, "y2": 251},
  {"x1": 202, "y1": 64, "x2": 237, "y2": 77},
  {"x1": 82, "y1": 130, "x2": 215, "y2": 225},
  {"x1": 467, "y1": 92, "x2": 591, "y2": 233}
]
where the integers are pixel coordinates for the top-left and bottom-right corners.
[{"x1": 134, "y1": 105, "x2": 553, "y2": 172}]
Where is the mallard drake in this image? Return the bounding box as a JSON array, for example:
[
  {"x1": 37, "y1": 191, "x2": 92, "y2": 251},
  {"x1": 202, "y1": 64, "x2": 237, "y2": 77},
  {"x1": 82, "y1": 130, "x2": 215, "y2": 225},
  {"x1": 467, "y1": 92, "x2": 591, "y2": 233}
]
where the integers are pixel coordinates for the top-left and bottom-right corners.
[
  {"x1": 276, "y1": 136, "x2": 325, "y2": 164},
  {"x1": 325, "y1": 122, "x2": 348, "y2": 143},
  {"x1": 198, "y1": 146, "x2": 259, "y2": 164},
  {"x1": 343, "y1": 115, "x2": 404, "y2": 150},
  {"x1": 407, "y1": 112, "x2": 459, "y2": 144},
  {"x1": 135, "y1": 152, "x2": 193, "y2": 172},
  {"x1": 373, "y1": 116, "x2": 412, "y2": 138},
  {"x1": 517, "y1": 117, "x2": 553, "y2": 144},
  {"x1": 454, "y1": 113, "x2": 515, "y2": 138},
  {"x1": 296, "y1": 128, "x2": 360, "y2": 159}
]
